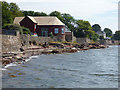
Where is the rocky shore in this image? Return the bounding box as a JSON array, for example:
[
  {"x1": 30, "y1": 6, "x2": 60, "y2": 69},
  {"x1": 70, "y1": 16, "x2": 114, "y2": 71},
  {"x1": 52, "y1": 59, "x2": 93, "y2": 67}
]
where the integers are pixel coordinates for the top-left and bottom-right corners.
[{"x1": 1, "y1": 42, "x2": 108, "y2": 67}]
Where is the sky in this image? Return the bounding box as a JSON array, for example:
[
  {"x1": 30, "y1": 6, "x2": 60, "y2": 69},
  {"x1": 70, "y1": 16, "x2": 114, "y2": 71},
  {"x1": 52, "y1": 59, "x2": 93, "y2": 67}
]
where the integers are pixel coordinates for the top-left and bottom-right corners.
[{"x1": 4, "y1": 0, "x2": 119, "y2": 33}]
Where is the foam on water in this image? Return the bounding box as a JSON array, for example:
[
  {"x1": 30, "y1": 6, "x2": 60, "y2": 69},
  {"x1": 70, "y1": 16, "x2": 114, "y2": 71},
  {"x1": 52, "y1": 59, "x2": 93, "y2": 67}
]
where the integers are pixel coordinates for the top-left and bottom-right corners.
[
  {"x1": 0, "y1": 68, "x2": 7, "y2": 71},
  {"x1": 4, "y1": 63, "x2": 17, "y2": 69},
  {"x1": 2, "y1": 55, "x2": 39, "y2": 69}
]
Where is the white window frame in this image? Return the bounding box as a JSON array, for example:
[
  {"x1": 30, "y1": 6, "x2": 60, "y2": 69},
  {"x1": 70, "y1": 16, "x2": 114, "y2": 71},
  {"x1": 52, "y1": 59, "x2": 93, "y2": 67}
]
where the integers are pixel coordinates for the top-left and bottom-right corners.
[
  {"x1": 61, "y1": 28, "x2": 64, "y2": 34},
  {"x1": 54, "y1": 28, "x2": 59, "y2": 34}
]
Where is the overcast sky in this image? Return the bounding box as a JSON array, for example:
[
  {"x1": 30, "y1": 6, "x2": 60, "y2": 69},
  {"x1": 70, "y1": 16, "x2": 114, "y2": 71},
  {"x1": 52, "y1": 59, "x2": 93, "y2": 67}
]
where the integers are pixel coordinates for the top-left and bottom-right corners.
[{"x1": 4, "y1": 0, "x2": 119, "y2": 33}]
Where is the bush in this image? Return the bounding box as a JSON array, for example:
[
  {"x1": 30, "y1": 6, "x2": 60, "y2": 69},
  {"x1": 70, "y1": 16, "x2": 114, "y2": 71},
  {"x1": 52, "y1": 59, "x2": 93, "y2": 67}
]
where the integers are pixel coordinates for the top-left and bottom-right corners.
[
  {"x1": 2, "y1": 24, "x2": 31, "y2": 35},
  {"x1": 3, "y1": 24, "x2": 23, "y2": 34},
  {"x1": 49, "y1": 32, "x2": 54, "y2": 38},
  {"x1": 3, "y1": 24, "x2": 21, "y2": 30},
  {"x1": 22, "y1": 27, "x2": 31, "y2": 35},
  {"x1": 73, "y1": 41, "x2": 77, "y2": 44},
  {"x1": 62, "y1": 41, "x2": 67, "y2": 43},
  {"x1": 99, "y1": 36, "x2": 104, "y2": 40}
]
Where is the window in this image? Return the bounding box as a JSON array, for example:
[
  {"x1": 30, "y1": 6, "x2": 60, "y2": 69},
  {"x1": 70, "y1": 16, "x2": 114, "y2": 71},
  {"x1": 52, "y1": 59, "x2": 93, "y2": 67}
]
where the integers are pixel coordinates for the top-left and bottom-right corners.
[
  {"x1": 34, "y1": 24, "x2": 36, "y2": 29},
  {"x1": 61, "y1": 28, "x2": 64, "y2": 34},
  {"x1": 54, "y1": 28, "x2": 59, "y2": 34}
]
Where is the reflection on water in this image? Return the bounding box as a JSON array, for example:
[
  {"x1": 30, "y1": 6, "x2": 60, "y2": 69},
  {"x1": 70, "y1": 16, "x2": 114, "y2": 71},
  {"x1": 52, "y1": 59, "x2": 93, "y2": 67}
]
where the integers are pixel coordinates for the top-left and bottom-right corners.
[{"x1": 2, "y1": 45, "x2": 118, "y2": 88}]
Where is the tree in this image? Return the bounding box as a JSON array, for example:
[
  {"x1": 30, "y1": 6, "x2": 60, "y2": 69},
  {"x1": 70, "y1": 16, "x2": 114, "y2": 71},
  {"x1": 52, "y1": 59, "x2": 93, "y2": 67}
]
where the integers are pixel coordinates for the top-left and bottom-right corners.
[
  {"x1": 113, "y1": 31, "x2": 120, "y2": 40},
  {"x1": 49, "y1": 11, "x2": 63, "y2": 22},
  {"x1": 3, "y1": 24, "x2": 23, "y2": 34},
  {"x1": 9, "y1": 2, "x2": 23, "y2": 19},
  {"x1": 23, "y1": 11, "x2": 48, "y2": 16},
  {"x1": 92, "y1": 24, "x2": 101, "y2": 32},
  {"x1": 74, "y1": 20, "x2": 93, "y2": 38},
  {"x1": 85, "y1": 30, "x2": 99, "y2": 41},
  {"x1": 23, "y1": 11, "x2": 34, "y2": 16},
  {"x1": 104, "y1": 28, "x2": 112, "y2": 37},
  {"x1": 62, "y1": 13, "x2": 76, "y2": 32},
  {"x1": 22, "y1": 27, "x2": 31, "y2": 35},
  {"x1": 2, "y1": 1, "x2": 13, "y2": 26},
  {"x1": 2, "y1": 1, "x2": 23, "y2": 27},
  {"x1": 39, "y1": 12, "x2": 48, "y2": 16},
  {"x1": 99, "y1": 36, "x2": 104, "y2": 40}
]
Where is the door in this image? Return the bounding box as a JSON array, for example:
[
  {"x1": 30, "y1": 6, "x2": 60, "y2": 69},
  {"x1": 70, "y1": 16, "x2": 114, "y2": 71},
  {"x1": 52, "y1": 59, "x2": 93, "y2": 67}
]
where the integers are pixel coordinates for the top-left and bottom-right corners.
[{"x1": 41, "y1": 28, "x2": 48, "y2": 37}]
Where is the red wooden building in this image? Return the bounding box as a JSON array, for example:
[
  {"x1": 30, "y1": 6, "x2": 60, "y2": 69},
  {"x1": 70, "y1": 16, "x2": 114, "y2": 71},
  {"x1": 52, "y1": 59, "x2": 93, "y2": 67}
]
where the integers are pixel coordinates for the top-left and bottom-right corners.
[{"x1": 14, "y1": 16, "x2": 65, "y2": 41}]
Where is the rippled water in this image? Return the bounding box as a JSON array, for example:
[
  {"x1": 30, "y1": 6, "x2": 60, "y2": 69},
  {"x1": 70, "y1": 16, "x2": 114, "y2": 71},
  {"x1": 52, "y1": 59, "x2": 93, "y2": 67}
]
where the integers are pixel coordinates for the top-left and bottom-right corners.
[{"x1": 2, "y1": 45, "x2": 118, "y2": 88}]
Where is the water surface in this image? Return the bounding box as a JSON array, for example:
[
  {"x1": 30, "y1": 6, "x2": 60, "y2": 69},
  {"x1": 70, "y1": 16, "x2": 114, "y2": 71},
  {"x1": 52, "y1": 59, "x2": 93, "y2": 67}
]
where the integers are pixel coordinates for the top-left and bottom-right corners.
[{"x1": 2, "y1": 45, "x2": 118, "y2": 88}]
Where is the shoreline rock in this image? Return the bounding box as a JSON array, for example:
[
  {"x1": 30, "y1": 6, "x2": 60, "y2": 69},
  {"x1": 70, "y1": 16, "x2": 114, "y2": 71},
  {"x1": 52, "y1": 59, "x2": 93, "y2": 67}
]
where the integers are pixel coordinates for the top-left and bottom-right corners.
[{"x1": 1, "y1": 43, "x2": 108, "y2": 67}]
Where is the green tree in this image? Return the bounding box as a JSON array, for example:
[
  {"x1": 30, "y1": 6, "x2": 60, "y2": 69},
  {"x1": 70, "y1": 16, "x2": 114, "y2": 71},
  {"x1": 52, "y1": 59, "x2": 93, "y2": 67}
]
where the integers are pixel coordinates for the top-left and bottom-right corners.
[
  {"x1": 99, "y1": 36, "x2": 104, "y2": 40},
  {"x1": 49, "y1": 11, "x2": 63, "y2": 22},
  {"x1": 92, "y1": 24, "x2": 101, "y2": 32},
  {"x1": 104, "y1": 28, "x2": 112, "y2": 37},
  {"x1": 2, "y1": 1, "x2": 23, "y2": 27},
  {"x1": 9, "y1": 2, "x2": 23, "y2": 19},
  {"x1": 2, "y1": 1, "x2": 13, "y2": 26},
  {"x1": 74, "y1": 20, "x2": 93, "y2": 38},
  {"x1": 85, "y1": 29, "x2": 99, "y2": 41},
  {"x1": 39, "y1": 12, "x2": 48, "y2": 16},
  {"x1": 23, "y1": 11, "x2": 48, "y2": 16},
  {"x1": 22, "y1": 27, "x2": 31, "y2": 35},
  {"x1": 62, "y1": 13, "x2": 76, "y2": 32},
  {"x1": 113, "y1": 31, "x2": 120, "y2": 40},
  {"x1": 3, "y1": 24, "x2": 23, "y2": 34},
  {"x1": 24, "y1": 11, "x2": 34, "y2": 16}
]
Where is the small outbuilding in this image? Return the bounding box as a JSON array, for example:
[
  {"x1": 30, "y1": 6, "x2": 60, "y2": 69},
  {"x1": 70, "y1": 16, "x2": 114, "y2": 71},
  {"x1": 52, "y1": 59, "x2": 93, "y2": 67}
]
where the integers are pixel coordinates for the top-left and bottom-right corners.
[{"x1": 14, "y1": 16, "x2": 66, "y2": 41}]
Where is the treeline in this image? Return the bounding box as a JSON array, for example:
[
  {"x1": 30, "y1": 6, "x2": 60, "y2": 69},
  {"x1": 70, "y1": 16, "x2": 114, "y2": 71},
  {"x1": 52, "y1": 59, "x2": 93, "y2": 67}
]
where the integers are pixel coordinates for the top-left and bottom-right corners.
[{"x1": 1, "y1": 1, "x2": 120, "y2": 40}]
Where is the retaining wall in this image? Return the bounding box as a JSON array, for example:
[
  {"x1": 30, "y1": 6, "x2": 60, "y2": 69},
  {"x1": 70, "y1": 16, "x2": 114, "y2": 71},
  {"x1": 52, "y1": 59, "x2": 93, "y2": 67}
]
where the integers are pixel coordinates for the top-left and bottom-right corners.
[{"x1": 2, "y1": 35, "x2": 55, "y2": 53}]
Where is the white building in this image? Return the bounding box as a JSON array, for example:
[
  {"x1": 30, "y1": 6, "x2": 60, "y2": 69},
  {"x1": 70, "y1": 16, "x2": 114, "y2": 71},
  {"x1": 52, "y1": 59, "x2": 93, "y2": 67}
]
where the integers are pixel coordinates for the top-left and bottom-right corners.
[{"x1": 96, "y1": 31, "x2": 106, "y2": 39}]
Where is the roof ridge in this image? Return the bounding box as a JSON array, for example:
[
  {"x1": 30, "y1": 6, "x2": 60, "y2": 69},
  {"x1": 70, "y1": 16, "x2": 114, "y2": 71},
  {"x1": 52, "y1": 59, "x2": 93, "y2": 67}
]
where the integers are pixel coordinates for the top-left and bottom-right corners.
[{"x1": 27, "y1": 16, "x2": 37, "y2": 23}]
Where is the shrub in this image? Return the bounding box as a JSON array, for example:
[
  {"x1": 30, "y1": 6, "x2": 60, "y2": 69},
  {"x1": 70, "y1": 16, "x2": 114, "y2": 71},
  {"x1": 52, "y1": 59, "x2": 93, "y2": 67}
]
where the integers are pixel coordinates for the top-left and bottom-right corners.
[
  {"x1": 99, "y1": 36, "x2": 104, "y2": 40},
  {"x1": 49, "y1": 32, "x2": 54, "y2": 38},
  {"x1": 73, "y1": 41, "x2": 77, "y2": 44},
  {"x1": 22, "y1": 27, "x2": 31, "y2": 35},
  {"x1": 3, "y1": 24, "x2": 23, "y2": 34},
  {"x1": 62, "y1": 41, "x2": 67, "y2": 43}
]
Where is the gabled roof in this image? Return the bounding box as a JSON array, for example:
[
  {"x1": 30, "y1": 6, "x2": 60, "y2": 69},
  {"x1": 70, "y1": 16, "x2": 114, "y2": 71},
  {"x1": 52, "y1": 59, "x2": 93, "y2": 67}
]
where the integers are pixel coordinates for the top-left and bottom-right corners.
[
  {"x1": 14, "y1": 16, "x2": 65, "y2": 26},
  {"x1": 14, "y1": 17, "x2": 24, "y2": 25},
  {"x1": 27, "y1": 16, "x2": 37, "y2": 23}
]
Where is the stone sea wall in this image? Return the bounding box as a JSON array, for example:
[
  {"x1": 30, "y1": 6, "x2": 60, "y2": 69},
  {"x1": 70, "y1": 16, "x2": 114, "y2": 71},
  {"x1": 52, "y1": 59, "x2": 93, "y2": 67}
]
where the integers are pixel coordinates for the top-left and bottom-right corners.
[
  {"x1": 2, "y1": 35, "x2": 55, "y2": 53},
  {"x1": 76, "y1": 38, "x2": 90, "y2": 44},
  {"x1": 2, "y1": 35, "x2": 22, "y2": 53},
  {"x1": 20, "y1": 35, "x2": 54, "y2": 46}
]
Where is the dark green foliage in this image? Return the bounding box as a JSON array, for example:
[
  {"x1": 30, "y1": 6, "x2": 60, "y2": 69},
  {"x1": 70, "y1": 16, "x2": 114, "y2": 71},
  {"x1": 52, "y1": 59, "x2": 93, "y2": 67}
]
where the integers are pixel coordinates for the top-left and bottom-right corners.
[
  {"x1": 62, "y1": 13, "x2": 75, "y2": 32},
  {"x1": 99, "y1": 36, "x2": 104, "y2": 40},
  {"x1": 2, "y1": 1, "x2": 23, "y2": 27},
  {"x1": 85, "y1": 30, "x2": 99, "y2": 41},
  {"x1": 92, "y1": 24, "x2": 101, "y2": 32},
  {"x1": 104, "y1": 28, "x2": 112, "y2": 37},
  {"x1": 23, "y1": 11, "x2": 48, "y2": 16},
  {"x1": 9, "y1": 2, "x2": 23, "y2": 19},
  {"x1": 3, "y1": 24, "x2": 31, "y2": 35},
  {"x1": 2, "y1": 1, "x2": 13, "y2": 26},
  {"x1": 49, "y1": 11, "x2": 63, "y2": 22},
  {"x1": 3, "y1": 24, "x2": 23, "y2": 34},
  {"x1": 113, "y1": 31, "x2": 120, "y2": 40},
  {"x1": 23, "y1": 11, "x2": 34, "y2": 16},
  {"x1": 3, "y1": 24, "x2": 22, "y2": 31},
  {"x1": 22, "y1": 27, "x2": 31, "y2": 35},
  {"x1": 2, "y1": 1, "x2": 115, "y2": 41},
  {"x1": 49, "y1": 32, "x2": 54, "y2": 38}
]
